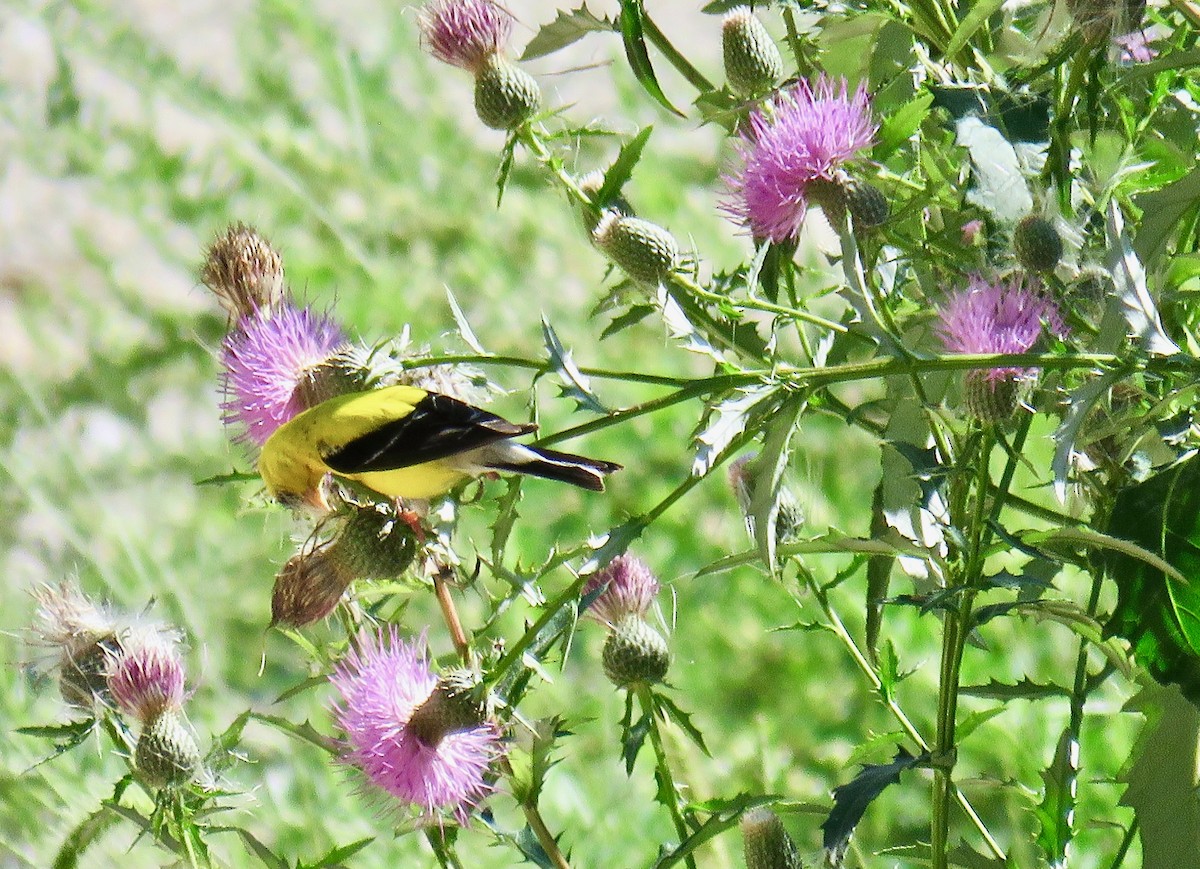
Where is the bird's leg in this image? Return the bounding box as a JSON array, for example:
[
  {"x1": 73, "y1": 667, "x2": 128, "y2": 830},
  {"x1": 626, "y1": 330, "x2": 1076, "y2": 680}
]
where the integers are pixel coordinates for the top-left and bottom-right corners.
[{"x1": 393, "y1": 499, "x2": 427, "y2": 543}]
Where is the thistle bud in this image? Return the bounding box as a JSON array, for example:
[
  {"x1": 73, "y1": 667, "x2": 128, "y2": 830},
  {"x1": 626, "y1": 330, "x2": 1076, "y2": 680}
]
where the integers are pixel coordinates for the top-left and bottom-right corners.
[
  {"x1": 807, "y1": 176, "x2": 888, "y2": 235},
  {"x1": 406, "y1": 667, "x2": 488, "y2": 747},
  {"x1": 602, "y1": 615, "x2": 670, "y2": 687},
  {"x1": 474, "y1": 55, "x2": 541, "y2": 130},
  {"x1": 136, "y1": 710, "x2": 200, "y2": 789},
  {"x1": 728, "y1": 454, "x2": 804, "y2": 547},
  {"x1": 1013, "y1": 215, "x2": 1063, "y2": 272},
  {"x1": 964, "y1": 371, "x2": 1027, "y2": 424},
  {"x1": 30, "y1": 582, "x2": 120, "y2": 708},
  {"x1": 722, "y1": 7, "x2": 783, "y2": 99},
  {"x1": 271, "y1": 547, "x2": 354, "y2": 628},
  {"x1": 291, "y1": 345, "x2": 375, "y2": 408},
  {"x1": 201, "y1": 223, "x2": 286, "y2": 319},
  {"x1": 593, "y1": 211, "x2": 679, "y2": 286},
  {"x1": 59, "y1": 637, "x2": 120, "y2": 708},
  {"x1": 328, "y1": 504, "x2": 419, "y2": 580},
  {"x1": 577, "y1": 171, "x2": 635, "y2": 233},
  {"x1": 742, "y1": 808, "x2": 804, "y2": 869},
  {"x1": 843, "y1": 179, "x2": 889, "y2": 231}
]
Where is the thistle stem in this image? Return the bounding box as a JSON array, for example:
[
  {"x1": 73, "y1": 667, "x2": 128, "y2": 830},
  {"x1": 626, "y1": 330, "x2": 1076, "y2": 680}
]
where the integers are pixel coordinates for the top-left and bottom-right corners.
[
  {"x1": 634, "y1": 684, "x2": 697, "y2": 869},
  {"x1": 798, "y1": 569, "x2": 1004, "y2": 861}
]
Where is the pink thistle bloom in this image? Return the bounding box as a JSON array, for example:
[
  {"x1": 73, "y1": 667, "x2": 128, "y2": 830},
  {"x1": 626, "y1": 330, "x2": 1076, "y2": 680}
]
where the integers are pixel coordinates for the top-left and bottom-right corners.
[
  {"x1": 937, "y1": 275, "x2": 1066, "y2": 387},
  {"x1": 724, "y1": 76, "x2": 876, "y2": 243},
  {"x1": 330, "y1": 628, "x2": 501, "y2": 822},
  {"x1": 220, "y1": 302, "x2": 346, "y2": 446},
  {"x1": 1114, "y1": 30, "x2": 1157, "y2": 64},
  {"x1": 419, "y1": 0, "x2": 513, "y2": 72},
  {"x1": 582, "y1": 555, "x2": 660, "y2": 626},
  {"x1": 107, "y1": 629, "x2": 187, "y2": 724}
]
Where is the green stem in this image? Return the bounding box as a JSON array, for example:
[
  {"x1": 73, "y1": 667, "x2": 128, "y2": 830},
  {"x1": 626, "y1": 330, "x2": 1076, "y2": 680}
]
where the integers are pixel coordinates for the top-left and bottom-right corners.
[
  {"x1": 634, "y1": 685, "x2": 697, "y2": 869},
  {"x1": 540, "y1": 353, "x2": 1130, "y2": 447},
  {"x1": 798, "y1": 569, "x2": 1005, "y2": 860},
  {"x1": 1106, "y1": 818, "x2": 1140, "y2": 869},
  {"x1": 781, "y1": 9, "x2": 811, "y2": 75},
  {"x1": 932, "y1": 427, "x2": 996, "y2": 868},
  {"x1": 663, "y1": 276, "x2": 771, "y2": 362},
  {"x1": 678, "y1": 274, "x2": 851, "y2": 334},
  {"x1": 403, "y1": 353, "x2": 698, "y2": 387},
  {"x1": 640, "y1": 14, "x2": 714, "y2": 93},
  {"x1": 425, "y1": 828, "x2": 466, "y2": 869},
  {"x1": 535, "y1": 375, "x2": 747, "y2": 447}
]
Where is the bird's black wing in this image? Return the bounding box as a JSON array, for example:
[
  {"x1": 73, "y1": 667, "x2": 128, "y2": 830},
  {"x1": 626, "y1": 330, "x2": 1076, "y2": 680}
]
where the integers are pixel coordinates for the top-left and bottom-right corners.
[{"x1": 323, "y1": 392, "x2": 537, "y2": 474}]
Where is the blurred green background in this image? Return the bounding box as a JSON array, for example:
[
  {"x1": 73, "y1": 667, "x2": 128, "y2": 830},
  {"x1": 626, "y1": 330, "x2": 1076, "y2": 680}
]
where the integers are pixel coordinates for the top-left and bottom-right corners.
[{"x1": 0, "y1": 1, "x2": 1141, "y2": 866}]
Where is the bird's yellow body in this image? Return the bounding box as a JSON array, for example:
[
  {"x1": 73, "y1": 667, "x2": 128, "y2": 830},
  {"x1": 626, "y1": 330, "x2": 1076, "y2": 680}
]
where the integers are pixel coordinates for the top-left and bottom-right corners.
[{"x1": 259, "y1": 384, "x2": 619, "y2": 508}]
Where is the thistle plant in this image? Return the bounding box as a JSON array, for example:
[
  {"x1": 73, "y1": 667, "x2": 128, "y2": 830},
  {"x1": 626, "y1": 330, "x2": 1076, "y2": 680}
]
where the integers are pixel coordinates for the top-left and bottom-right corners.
[{"x1": 14, "y1": 0, "x2": 1200, "y2": 867}]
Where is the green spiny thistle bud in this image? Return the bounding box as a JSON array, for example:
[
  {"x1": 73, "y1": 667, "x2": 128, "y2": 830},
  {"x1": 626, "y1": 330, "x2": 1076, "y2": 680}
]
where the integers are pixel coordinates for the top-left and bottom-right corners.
[
  {"x1": 722, "y1": 7, "x2": 783, "y2": 99},
  {"x1": 136, "y1": 711, "x2": 200, "y2": 789},
  {"x1": 329, "y1": 504, "x2": 419, "y2": 580},
  {"x1": 804, "y1": 178, "x2": 845, "y2": 228},
  {"x1": 406, "y1": 667, "x2": 488, "y2": 747},
  {"x1": 474, "y1": 55, "x2": 541, "y2": 130},
  {"x1": 593, "y1": 212, "x2": 679, "y2": 286},
  {"x1": 843, "y1": 179, "x2": 889, "y2": 231},
  {"x1": 741, "y1": 808, "x2": 804, "y2": 869},
  {"x1": 602, "y1": 615, "x2": 670, "y2": 687},
  {"x1": 964, "y1": 371, "x2": 1027, "y2": 424},
  {"x1": 271, "y1": 547, "x2": 353, "y2": 628},
  {"x1": 293, "y1": 347, "x2": 374, "y2": 409},
  {"x1": 1014, "y1": 216, "x2": 1063, "y2": 272}
]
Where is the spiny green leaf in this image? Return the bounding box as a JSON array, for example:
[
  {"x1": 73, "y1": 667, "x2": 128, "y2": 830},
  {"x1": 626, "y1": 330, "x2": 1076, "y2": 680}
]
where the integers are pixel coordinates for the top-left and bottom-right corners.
[
  {"x1": 1033, "y1": 727, "x2": 1077, "y2": 866},
  {"x1": 944, "y1": 0, "x2": 1004, "y2": 60},
  {"x1": 601, "y1": 303, "x2": 656, "y2": 339},
  {"x1": 960, "y1": 677, "x2": 1070, "y2": 701},
  {"x1": 520, "y1": 3, "x2": 613, "y2": 60},
  {"x1": 873, "y1": 91, "x2": 933, "y2": 161},
  {"x1": 621, "y1": 709, "x2": 652, "y2": 774},
  {"x1": 52, "y1": 807, "x2": 118, "y2": 869},
  {"x1": 617, "y1": 0, "x2": 684, "y2": 117},
  {"x1": 748, "y1": 396, "x2": 805, "y2": 573},
  {"x1": 307, "y1": 836, "x2": 375, "y2": 867},
  {"x1": 821, "y1": 748, "x2": 923, "y2": 854},
  {"x1": 233, "y1": 828, "x2": 288, "y2": 869},
  {"x1": 597, "y1": 126, "x2": 653, "y2": 210},
  {"x1": 866, "y1": 482, "x2": 893, "y2": 660},
  {"x1": 655, "y1": 692, "x2": 709, "y2": 755},
  {"x1": 542, "y1": 318, "x2": 609, "y2": 414}
]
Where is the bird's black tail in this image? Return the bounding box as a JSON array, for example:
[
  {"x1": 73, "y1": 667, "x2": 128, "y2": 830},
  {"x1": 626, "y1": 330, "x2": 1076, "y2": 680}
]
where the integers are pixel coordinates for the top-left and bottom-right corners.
[{"x1": 490, "y1": 446, "x2": 622, "y2": 491}]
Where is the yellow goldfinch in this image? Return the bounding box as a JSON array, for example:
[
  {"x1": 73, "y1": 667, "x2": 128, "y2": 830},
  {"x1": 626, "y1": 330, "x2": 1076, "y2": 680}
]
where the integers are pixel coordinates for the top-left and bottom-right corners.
[{"x1": 258, "y1": 384, "x2": 620, "y2": 510}]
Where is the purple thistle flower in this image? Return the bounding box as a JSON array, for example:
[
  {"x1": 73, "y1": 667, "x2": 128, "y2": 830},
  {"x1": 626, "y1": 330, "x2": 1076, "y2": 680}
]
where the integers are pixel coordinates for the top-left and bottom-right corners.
[
  {"x1": 583, "y1": 555, "x2": 660, "y2": 627},
  {"x1": 419, "y1": 0, "x2": 513, "y2": 73},
  {"x1": 220, "y1": 302, "x2": 346, "y2": 447},
  {"x1": 723, "y1": 76, "x2": 876, "y2": 243},
  {"x1": 937, "y1": 274, "x2": 1066, "y2": 386},
  {"x1": 1114, "y1": 30, "x2": 1156, "y2": 63},
  {"x1": 107, "y1": 629, "x2": 187, "y2": 724},
  {"x1": 330, "y1": 628, "x2": 501, "y2": 822}
]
